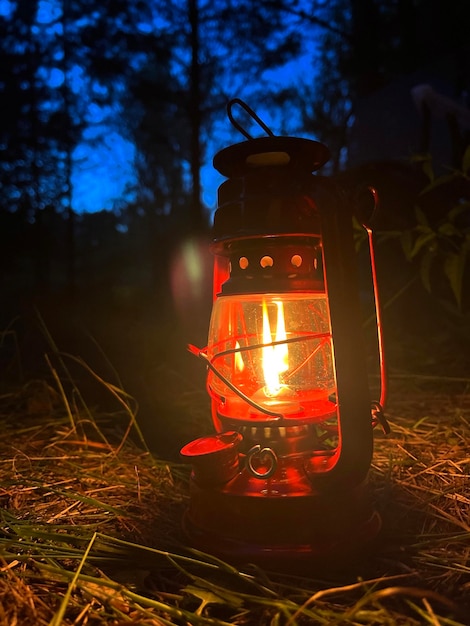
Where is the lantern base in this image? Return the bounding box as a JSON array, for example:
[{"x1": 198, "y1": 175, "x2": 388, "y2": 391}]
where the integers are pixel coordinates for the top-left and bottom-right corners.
[{"x1": 182, "y1": 475, "x2": 381, "y2": 572}]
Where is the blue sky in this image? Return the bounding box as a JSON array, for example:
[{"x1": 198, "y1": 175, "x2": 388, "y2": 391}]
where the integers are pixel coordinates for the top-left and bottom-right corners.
[
  {"x1": 71, "y1": 130, "x2": 135, "y2": 213},
  {"x1": 72, "y1": 62, "x2": 317, "y2": 216},
  {"x1": 12, "y1": 0, "x2": 319, "y2": 215},
  {"x1": 1, "y1": 0, "x2": 325, "y2": 216}
]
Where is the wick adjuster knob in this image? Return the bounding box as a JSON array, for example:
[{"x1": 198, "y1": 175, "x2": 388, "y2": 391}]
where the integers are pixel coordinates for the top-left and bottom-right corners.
[{"x1": 246, "y1": 445, "x2": 278, "y2": 479}]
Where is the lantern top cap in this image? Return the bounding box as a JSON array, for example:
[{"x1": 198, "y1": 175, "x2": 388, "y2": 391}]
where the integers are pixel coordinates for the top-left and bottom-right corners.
[{"x1": 213, "y1": 136, "x2": 330, "y2": 179}]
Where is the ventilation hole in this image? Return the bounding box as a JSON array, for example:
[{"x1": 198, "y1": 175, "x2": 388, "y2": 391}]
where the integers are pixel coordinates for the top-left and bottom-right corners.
[
  {"x1": 260, "y1": 256, "x2": 274, "y2": 268},
  {"x1": 239, "y1": 256, "x2": 249, "y2": 270},
  {"x1": 291, "y1": 254, "x2": 302, "y2": 268}
]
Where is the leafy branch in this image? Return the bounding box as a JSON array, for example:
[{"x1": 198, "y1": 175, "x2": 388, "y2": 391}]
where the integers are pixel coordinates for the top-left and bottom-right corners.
[{"x1": 381, "y1": 147, "x2": 470, "y2": 311}]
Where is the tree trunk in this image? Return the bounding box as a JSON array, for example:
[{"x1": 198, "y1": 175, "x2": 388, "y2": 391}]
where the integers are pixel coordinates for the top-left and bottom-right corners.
[
  {"x1": 62, "y1": 0, "x2": 76, "y2": 296},
  {"x1": 188, "y1": 0, "x2": 205, "y2": 232}
]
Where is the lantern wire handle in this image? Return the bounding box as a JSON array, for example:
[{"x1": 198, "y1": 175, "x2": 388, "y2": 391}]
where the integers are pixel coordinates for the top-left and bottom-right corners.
[
  {"x1": 227, "y1": 98, "x2": 275, "y2": 140},
  {"x1": 188, "y1": 344, "x2": 283, "y2": 420},
  {"x1": 190, "y1": 332, "x2": 331, "y2": 421}
]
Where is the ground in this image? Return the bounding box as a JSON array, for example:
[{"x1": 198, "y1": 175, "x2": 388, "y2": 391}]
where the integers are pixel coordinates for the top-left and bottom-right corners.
[
  {"x1": 0, "y1": 273, "x2": 469, "y2": 624},
  {"x1": 0, "y1": 355, "x2": 469, "y2": 624}
]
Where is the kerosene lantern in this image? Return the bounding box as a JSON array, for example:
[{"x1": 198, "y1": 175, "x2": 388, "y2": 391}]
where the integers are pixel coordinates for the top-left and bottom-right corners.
[{"x1": 181, "y1": 100, "x2": 388, "y2": 568}]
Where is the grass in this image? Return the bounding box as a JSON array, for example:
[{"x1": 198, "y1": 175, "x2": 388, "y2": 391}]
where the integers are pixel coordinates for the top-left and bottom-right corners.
[{"x1": 0, "y1": 334, "x2": 469, "y2": 624}]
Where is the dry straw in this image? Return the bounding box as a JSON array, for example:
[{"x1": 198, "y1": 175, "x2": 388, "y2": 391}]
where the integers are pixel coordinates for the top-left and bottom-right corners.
[{"x1": 0, "y1": 337, "x2": 469, "y2": 624}]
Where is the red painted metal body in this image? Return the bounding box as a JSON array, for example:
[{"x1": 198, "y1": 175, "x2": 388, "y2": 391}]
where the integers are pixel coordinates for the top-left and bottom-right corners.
[{"x1": 181, "y1": 131, "x2": 386, "y2": 568}]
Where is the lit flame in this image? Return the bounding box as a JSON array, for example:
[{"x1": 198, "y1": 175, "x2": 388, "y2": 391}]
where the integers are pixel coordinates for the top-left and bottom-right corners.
[
  {"x1": 262, "y1": 301, "x2": 289, "y2": 396},
  {"x1": 234, "y1": 341, "x2": 245, "y2": 371}
]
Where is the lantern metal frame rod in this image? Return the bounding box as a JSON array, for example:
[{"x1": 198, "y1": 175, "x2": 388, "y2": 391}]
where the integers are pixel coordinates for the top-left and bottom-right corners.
[{"x1": 365, "y1": 223, "x2": 388, "y2": 412}]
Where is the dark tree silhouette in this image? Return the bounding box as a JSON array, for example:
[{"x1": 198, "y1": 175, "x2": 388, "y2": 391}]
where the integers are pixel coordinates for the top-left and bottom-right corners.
[{"x1": 297, "y1": 0, "x2": 470, "y2": 168}]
